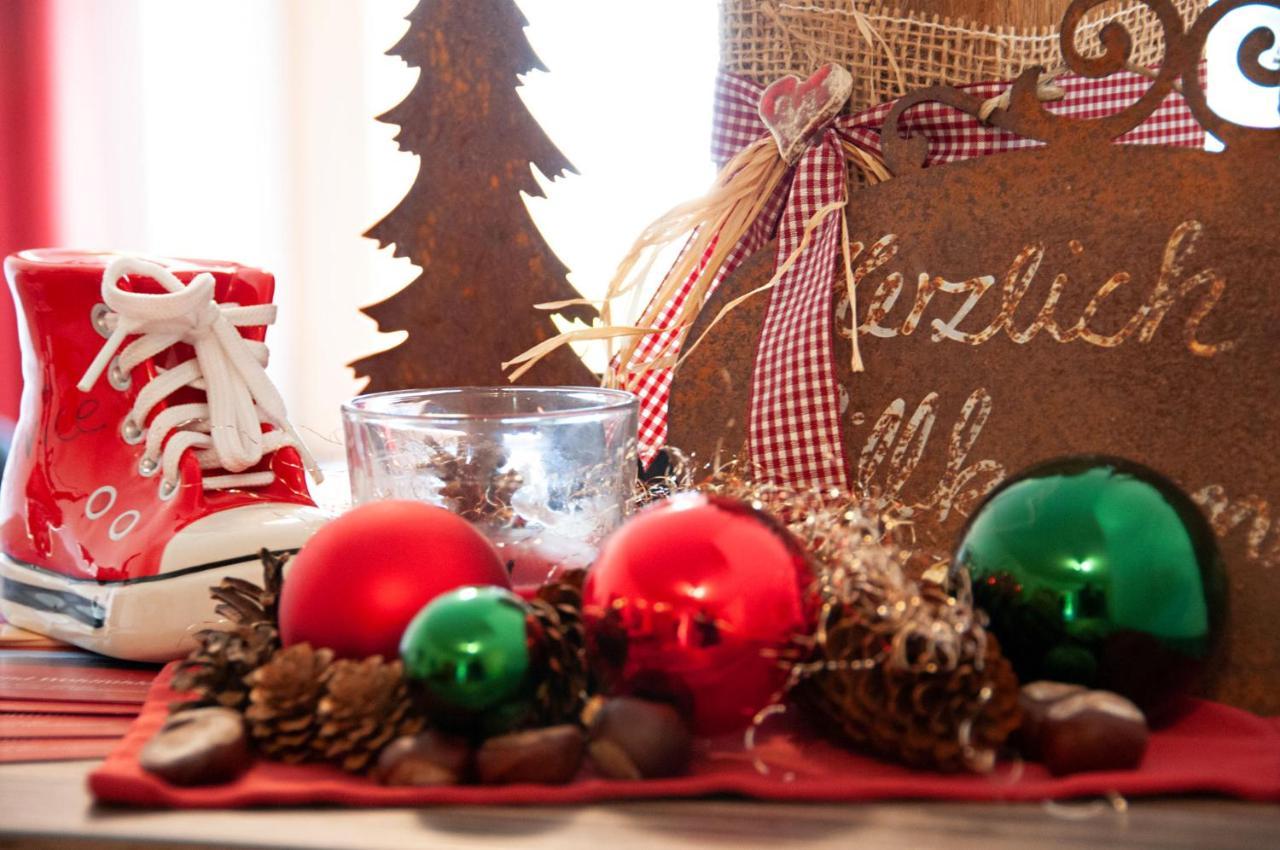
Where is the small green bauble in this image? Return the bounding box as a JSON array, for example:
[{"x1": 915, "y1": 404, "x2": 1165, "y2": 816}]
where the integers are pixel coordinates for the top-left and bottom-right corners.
[
  {"x1": 399, "y1": 586, "x2": 531, "y2": 715},
  {"x1": 956, "y1": 456, "x2": 1225, "y2": 718}
]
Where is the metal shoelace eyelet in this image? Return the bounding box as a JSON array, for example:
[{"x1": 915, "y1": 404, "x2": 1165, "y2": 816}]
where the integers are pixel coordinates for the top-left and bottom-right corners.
[
  {"x1": 120, "y1": 418, "x2": 144, "y2": 445},
  {"x1": 138, "y1": 456, "x2": 159, "y2": 477},
  {"x1": 158, "y1": 479, "x2": 179, "y2": 501},
  {"x1": 90, "y1": 303, "x2": 113, "y2": 339},
  {"x1": 108, "y1": 357, "x2": 132, "y2": 391}
]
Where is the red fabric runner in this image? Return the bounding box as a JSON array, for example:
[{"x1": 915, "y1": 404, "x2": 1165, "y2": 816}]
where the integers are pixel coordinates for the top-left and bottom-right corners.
[{"x1": 90, "y1": 665, "x2": 1280, "y2": 808}]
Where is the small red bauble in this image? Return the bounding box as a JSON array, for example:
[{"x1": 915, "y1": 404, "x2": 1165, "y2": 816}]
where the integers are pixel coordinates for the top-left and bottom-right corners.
[
  {"x1": 583, "y1": 493, "x2": 817, "y2": 735},
  {"x1": 279, "y1": 501, "x2": 510, "y2": 659}
]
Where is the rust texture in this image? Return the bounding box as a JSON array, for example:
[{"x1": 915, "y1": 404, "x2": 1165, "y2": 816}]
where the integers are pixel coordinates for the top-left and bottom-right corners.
[
  {"x1": 667, "y1": 243, "x2": 775, "y2": 460},
  {"x1": 354, "y1": 0, "x2": 597, "y2": 391},
  {"x1": 670, "y1": 0, "x2": 1280, "y2": 713}
]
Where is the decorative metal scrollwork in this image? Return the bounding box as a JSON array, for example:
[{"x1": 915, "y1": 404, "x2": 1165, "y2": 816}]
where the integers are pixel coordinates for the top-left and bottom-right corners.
[
  {"x1": 1181, "y1": 0, "x2": 1280, "y2": 152},
  {"x1": 881, "y1": 0, "x2": 1280, "y2": 175}
]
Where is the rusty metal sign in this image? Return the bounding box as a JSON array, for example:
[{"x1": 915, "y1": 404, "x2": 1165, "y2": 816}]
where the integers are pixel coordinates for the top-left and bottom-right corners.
[{"x1": 669, "y1": 0, "x2": 1280, "y2": 713}]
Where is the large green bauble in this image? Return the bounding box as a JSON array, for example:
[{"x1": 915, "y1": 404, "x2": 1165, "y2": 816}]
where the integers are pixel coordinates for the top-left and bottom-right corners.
[
  {"x1": 956, "y1": 456, "x2": 1225, "y2": 719},
  {"x1": 399, "y1": 586, "x2": 531, "y2": 715}
]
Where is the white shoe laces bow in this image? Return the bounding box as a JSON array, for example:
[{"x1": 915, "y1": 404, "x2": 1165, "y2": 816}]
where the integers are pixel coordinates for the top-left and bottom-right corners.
[{"x1": 77, "y1": 257, "x2": 323, "y2": 495}]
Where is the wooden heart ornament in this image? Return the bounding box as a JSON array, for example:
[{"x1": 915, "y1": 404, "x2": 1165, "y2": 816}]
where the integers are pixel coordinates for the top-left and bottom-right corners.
[{"x1": 758, "y1": 64, "x2": 853, "y2": 164}]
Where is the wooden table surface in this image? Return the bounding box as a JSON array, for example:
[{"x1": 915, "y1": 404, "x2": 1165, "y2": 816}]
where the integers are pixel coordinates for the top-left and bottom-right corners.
[{"x1": 1, "y1": 760, "x2": 1278, "y2": 850}]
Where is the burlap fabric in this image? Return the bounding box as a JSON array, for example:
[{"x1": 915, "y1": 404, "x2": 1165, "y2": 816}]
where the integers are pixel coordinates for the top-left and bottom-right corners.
[{"x1": 721, "y1": 0, "x2": 1205, "y2": 112}]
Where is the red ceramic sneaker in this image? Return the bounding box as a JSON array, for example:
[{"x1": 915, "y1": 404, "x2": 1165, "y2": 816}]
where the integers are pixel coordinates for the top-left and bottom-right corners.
[{"x1": 0, "y1": 251, "x2": 330, "y2": 661}]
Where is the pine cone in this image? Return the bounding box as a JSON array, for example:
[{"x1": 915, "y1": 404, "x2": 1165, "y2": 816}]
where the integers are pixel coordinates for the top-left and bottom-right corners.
[
  {"x1": 429, "y1": 439, "x2": 523, "y2": 524},
  {"x1": 525, "y1": 577, "x2": 591, "y2": 727},
  {"x1": 312, "y1": 656, "x2": 424, "y2": 773},
  {"x1": 798, "y1": 581, "x2": 1022, "y2": 773},
  {"x1": 208, "y1": 547, "x2": 285, "y2": 627},
  {"x1": 172, "y1": 623, "x2": 278, "y2": 712},
  {"x1": 170, "y1": 550, "x2": 288, "y2": 713},
  {"x1": 244, "y1": 643, "x2": 334, "y2": 763}
]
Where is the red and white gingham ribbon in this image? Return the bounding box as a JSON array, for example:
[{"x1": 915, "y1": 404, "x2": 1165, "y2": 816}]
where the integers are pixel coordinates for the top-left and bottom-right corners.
[{"x1": 628, "y1": 69, "x2": 1204, "y2": 486}]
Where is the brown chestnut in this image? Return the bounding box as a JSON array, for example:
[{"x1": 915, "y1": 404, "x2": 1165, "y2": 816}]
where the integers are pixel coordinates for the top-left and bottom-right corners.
[
  {"x1": 1015, "y1": 680, "x2": 1087, "y2": 759},
  {"x1": 583, "y1": 696, "x2": 692, "y2": 780},
  {"x1": 375, "y1": 730, "x2": 472, "y2": 786},
  {"x1": 140, "y1": 707, "x2": 251, "y2": 786},
  {"x1": 1040, "y1": 690, "x2": 1148, "y2": 776},
  {"x1": 476, "y1": 724, "x2": 585, "y2": 785}
]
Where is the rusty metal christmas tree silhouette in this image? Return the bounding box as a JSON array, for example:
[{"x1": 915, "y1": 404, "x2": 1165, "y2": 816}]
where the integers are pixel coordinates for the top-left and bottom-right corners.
[{"x1": 355, "y1": 0, "x2": 597, "y2": 390}]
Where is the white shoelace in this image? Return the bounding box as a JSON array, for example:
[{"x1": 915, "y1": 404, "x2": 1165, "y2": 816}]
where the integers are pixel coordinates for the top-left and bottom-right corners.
[{"x1": 77, "y1": 257, "x2": 322, "y2": 494}]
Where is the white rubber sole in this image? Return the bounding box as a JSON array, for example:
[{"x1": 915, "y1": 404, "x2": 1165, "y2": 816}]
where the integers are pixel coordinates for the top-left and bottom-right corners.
[{"x1": 0, "y1": 551, "x2": 287, "y2": 662}]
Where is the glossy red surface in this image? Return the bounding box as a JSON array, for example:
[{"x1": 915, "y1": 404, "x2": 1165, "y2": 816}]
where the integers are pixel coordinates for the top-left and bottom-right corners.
[
  {"x1": 583, "y1": 493, "x2": 818, "y2": 735},
  {"x1": 0, "y1": 250, "x2": 315, "y2": 581},
  {"x1": 278, "y1": 501, "x2": 511, "y2": 660}
]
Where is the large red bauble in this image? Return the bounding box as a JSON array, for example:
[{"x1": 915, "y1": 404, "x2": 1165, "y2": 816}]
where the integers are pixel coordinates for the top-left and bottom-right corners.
[
  {"x1": 583, "y1": 493, "x2": 817, "y2": 735},
  {"x1": 279, "y1": 501, "x2": 510, "y2": 659}
]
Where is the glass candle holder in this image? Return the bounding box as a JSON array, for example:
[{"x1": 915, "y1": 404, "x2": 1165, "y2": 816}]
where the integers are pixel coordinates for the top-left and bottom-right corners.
[{"x1": 342, "y1": 387, "x2": 638, "y2": 586}]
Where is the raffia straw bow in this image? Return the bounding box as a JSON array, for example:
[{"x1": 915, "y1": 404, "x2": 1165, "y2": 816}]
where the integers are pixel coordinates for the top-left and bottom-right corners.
[
  {"x1": 503, "y1": 87, "x2": 883, "y2": 387},
  {"x1": 504, "y1": 135, "x2": 789, "y2": 383}
]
